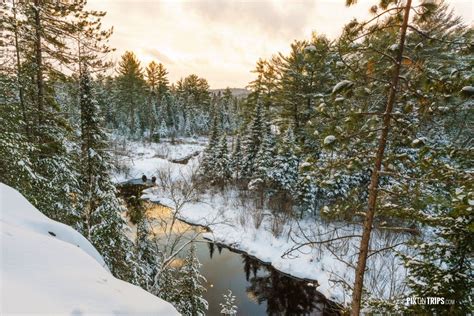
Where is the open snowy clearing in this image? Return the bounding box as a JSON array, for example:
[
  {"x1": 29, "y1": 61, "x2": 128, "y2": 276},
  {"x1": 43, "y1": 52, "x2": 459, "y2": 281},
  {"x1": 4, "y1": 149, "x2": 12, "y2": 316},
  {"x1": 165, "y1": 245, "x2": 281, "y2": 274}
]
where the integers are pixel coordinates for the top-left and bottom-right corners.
[{"x1": 0, "y1": 183, "x2": 178, "y2": 315}]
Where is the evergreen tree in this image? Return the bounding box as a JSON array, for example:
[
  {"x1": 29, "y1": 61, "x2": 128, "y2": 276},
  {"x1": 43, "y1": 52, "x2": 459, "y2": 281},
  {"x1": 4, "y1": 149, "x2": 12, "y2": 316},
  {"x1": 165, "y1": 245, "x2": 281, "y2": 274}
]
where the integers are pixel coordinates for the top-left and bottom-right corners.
[
  {"x1": 1, "y1": 0, "x2": 96, "y2": 225},
  {"x1": 0, "y1": 75, "x2": 35, "y2": 197},
  {"x1": 230, "y1": 134, "x2": 243, "y2": 179},
  {"x1": 155, "y1": 117, "x2": 165, "y2": 138},
  {"x1": 175, "y1": 245, "x2": 208, "y2": 316},
  {"x1": 135, "y1": 217, "x2": 158, "y2": 288},
  {"x1": 116, "y1": 51, "x2": 146, "y2": 134},
  {"x1": 254, "y1": 127, "x2": 276, "y2": 183},
  {"x1": 296, "y1": 158, "x2": 318, "y2": 218},
  {"x1": 154, "y1": 266, "x2": 181, "y2": 306},
  {"x1": 400, "y1": 187, "x2": 473, "y2": 314},
  {"x1": 201, "y1": 114, "x2": 220, "y2": 176},
  {"x1": 220, "y1": 290, "x2": 238, "y2": 316},
  {"x1": 145, "y1": 61, "x2": 169, "y2": 137},
  {"x1": 335, "y1": 1, "x2": 474, "y2": 312},
  {"x1": 78, "y1": 68, "x2": 140, "y2": 283},
  {"x1": 241, "y1": 103, "x2": 265, "y2": 178},
  {"x1": 214, "y1": 135, "x2": 232, "y2": 183},
  {"x1": 270, "y1": 128, "x2": 300, "y2": 193}
]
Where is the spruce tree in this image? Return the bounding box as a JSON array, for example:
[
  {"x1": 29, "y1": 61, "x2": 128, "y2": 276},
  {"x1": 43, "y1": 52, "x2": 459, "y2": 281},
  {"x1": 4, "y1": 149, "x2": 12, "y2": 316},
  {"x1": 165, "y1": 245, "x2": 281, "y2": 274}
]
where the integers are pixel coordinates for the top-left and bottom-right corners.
[
  {"x1": 176, "y1": 245, "x2": 208, "y2": 316},
  {"x1": 135, "y1": 216, "x2": 158, "y2": 288},
  {"x1": 270, "y1": 128, "x2": 300, "y2": 193},
  {"x1": 254, "y1": 127, "x2": 276, "y2": 183},
  {"x1": 154, "y1": 267, "x2": 181, "y2": 306},
  {"x1": 214, "y1": 135, "x2": 232, "y2": 183},
  {"x1": 0, "y1": 75, "x2": 35, "y2": 196},
  {"x1": 241, "y1": 102, "x2": 265, "y2": 178},
  {"x1": 220, "y1": 290, "x2": 238, "y2": 316},
  {"x1": 158, "y1": 118, "x2": 168, "y2": 140},
  {"x1": 400, "y1": 187, "x2": 473, "y2": 314},
  {"x1": 296, "y1": 158, "x2": 318, "y2": 218},
  {"x1": 116, "y1": 51, "x2": 146, "y2": 134},
  {"x1": 78, "y1": 68, "x2": 140, "y2": 283},
  {"x1": 230, "y1": 134, "x2": 243, "y2": 179},
  {"x1": 201, "y1": 114, "x2": 220, "y2": 176}
]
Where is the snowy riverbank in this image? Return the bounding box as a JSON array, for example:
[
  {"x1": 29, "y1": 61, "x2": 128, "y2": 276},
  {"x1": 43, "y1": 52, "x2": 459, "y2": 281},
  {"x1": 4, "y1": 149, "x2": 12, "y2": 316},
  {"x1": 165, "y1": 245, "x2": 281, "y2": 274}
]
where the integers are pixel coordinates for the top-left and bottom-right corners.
[{"x1": 121, "y1": 139, "x2": 409, "y2": 306}]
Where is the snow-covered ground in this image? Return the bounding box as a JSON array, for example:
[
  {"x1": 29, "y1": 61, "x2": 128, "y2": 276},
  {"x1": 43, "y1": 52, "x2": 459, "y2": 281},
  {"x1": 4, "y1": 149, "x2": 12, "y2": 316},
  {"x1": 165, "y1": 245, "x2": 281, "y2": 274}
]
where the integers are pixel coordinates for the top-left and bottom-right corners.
[
  {"x1": 119, "y1": 139, "x2": 409, "y2": 305},
  {"x1": 111, "y1": 137, "x2": 206, "y2": 183},
  {"x1": 143, "y1": 187, "x2": 409, "y2": 304},
  {"x1": 0, "y1": 183, "x2": 178, "y2": 315}
]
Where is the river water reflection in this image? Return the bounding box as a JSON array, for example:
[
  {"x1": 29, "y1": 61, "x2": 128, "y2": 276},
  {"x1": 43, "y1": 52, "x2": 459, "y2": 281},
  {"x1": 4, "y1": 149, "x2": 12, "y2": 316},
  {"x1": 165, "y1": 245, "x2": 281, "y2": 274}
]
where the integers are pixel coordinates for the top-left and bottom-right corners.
[
  {"x1": 119, "y1": 181, "x2": 340, "y2": 315},
  {"x1": 195, "y1": 241, "x2": 340, "y2": 315}
]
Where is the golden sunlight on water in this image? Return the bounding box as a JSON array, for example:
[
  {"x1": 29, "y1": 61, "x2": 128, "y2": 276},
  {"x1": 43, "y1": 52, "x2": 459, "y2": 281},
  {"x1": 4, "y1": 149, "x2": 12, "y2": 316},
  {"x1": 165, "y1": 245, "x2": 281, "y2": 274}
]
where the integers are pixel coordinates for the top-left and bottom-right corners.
[{"x1": 144, "y1": 202, "x2": 203, "y2": 236}]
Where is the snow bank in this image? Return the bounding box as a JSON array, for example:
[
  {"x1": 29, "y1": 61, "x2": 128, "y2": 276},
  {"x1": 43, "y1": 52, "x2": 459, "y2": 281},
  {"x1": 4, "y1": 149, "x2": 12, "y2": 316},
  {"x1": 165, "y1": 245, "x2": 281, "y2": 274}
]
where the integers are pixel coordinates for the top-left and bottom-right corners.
[{"x1": 0, "y1": 183, "x2": 179, "y2": 315}]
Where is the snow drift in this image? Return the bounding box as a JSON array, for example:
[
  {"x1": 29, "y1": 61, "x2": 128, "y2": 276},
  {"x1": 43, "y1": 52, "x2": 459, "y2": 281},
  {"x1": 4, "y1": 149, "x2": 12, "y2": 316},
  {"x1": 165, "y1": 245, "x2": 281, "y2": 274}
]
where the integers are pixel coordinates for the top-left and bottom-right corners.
[{"x1": 0, "y1": 183, "x2": 178, "y2": 315}]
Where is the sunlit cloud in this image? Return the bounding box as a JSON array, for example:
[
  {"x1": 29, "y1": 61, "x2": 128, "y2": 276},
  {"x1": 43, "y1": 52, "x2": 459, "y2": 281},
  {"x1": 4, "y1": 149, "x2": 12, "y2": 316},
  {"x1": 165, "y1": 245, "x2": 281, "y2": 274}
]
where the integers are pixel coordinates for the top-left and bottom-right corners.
[
  {"x1": 88, "y1": 0, "x2": 473, "y2": 89},
  {"x1": 142, "y1": 48, "x2": 175, "y2": 65}
]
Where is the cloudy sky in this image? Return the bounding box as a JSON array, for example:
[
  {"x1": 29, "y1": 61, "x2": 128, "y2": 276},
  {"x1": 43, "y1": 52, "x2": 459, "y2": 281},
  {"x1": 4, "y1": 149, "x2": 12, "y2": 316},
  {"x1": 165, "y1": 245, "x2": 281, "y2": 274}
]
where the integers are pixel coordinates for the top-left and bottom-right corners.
[{"x1": 87, "y1": 0, "x2": 473, "y2": 89}]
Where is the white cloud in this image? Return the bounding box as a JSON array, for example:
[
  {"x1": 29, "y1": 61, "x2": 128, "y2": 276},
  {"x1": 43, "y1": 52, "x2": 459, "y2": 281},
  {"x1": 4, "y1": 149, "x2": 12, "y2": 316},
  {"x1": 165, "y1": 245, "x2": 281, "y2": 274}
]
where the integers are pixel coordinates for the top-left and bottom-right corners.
[{"x1": 88, "y1": 0, "x2": 473, "y2": 89}]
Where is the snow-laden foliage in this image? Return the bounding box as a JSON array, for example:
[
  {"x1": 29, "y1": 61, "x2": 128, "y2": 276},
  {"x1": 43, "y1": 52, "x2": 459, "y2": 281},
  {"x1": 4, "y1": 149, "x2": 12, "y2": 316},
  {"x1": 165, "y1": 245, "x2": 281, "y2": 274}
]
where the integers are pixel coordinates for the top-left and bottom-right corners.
[
  {"x1": 174, "y1": 244, "x2": 208, "y2": 316},
  {"x1": 78, "y1": 69, "x2": 141, "y2": 283},
  {"x1": 220, "y1": 290, "x2": 238, "y2": 315}
]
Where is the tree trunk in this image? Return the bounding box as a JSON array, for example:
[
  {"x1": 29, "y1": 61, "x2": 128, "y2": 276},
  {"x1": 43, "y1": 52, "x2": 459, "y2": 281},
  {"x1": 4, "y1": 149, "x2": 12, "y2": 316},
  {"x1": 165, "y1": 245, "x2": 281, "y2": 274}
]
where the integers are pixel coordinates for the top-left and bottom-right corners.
[
  {"x1": 33, "y1": 0, "x2": 44, "y2": 126},
  {"x1": 12, "y1": 0, "x2": 29, "y2": 137},
  {"x1": 350, "y1": 1, "x2": 412, "y2": 315}
]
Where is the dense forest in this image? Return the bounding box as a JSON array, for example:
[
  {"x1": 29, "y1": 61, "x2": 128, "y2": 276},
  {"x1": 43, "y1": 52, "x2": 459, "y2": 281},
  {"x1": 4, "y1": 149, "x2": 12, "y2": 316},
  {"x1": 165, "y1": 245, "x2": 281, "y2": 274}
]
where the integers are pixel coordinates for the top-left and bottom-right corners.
[{"x1": 1, "y1": 0, "x2": 472, "y2": 315}]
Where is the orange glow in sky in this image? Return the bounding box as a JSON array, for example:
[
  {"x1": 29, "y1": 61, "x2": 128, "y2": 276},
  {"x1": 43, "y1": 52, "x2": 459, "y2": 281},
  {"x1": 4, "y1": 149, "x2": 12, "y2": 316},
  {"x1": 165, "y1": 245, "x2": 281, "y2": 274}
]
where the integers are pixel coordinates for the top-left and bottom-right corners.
[{"x1": 88, "y1": 0, "x2": 473, "y2": 89}]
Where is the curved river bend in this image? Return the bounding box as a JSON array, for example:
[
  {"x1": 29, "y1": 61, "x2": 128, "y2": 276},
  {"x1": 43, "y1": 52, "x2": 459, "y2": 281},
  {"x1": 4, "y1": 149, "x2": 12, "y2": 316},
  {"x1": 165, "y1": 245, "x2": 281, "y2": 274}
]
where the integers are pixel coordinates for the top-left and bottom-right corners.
[{"x1": 119, "y1": 180, "x2": 340, "y2": 316}]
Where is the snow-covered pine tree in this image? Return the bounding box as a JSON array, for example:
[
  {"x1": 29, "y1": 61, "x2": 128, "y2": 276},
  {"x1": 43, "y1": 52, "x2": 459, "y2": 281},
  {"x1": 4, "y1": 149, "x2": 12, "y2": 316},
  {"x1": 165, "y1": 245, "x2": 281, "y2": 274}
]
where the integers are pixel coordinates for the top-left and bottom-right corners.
[
  {"x1": 254, "y1": 125, "x2": 276, "y2": 183},
  {"x1": 0, "y1": 75, "x2": 35, "y2": 197},
  {"x1": 296, "y1": 158, "x2": 318, "y2": 218},
  {"x1": 270, "y1": 128, "x2": 300, "y2": 193},
  {"x1": 241, "y1": 102, "x2": 265, "y2": 178},
  {"x1": 220, "y1": 289, "x2": 238, "y2": 316},
  {"x1": 333, "y1": 1, "x2": 474, "y2": 312},
  {"x1": 115, "y1": 51, "x2": 146, "y2": 135},
  {"x1": 220, "y1": 88, "x2": 234, "y2": 132},
  {"x1": 0, "y1": 0, "x2": 87, "y2": 225},
  {"x1": 175, "y1": 244, "x2": 208, "y2": 316},
  {"x1": 214, "y1": 135, "x2": 232, "y2": 184},
  {"x1": 153, "y1": 266, "x2": 181, "y2": 306},
  {"x1": 135, "y1": 216, "x2": 158, "y2": 289},
  {"x1": 230, "y1": 134, "x2": 243, "y2": 179},
  {"x1": 78, "y1": 68, "x2": 140, "y2": 284},
  {"x1": 158, "y1": 118, "x2": 168, "y2": 140},
  {"x1": 400, "y1": 186, "x2": 473, "y2": 314},
  {"x1": 201, "y1": 113, "x2": 220, "y2": 177}
]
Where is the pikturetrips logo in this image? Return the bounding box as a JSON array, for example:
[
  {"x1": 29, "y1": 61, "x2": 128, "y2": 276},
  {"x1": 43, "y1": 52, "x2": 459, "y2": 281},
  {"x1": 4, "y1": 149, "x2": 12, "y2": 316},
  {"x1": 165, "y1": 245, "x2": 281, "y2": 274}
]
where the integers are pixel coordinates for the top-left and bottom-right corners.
[{"x1": 406, "y1": 297, "x2": 455, "y2": 306}]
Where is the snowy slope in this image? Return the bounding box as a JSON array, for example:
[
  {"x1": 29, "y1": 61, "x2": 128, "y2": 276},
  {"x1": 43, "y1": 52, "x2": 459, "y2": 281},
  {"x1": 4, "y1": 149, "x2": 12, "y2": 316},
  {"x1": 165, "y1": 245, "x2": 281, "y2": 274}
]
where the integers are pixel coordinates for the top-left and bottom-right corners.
[{"x1": 0, "y1": 183, "x2": 179, "y2": 315}]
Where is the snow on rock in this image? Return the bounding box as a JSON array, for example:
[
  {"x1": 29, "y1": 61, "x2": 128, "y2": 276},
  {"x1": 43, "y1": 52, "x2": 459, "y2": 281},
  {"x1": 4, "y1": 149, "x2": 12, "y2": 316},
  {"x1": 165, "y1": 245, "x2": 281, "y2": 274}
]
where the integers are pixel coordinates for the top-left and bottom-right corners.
[{"x1": 0, "y1": 183, "x2": 179, "y2": 315}]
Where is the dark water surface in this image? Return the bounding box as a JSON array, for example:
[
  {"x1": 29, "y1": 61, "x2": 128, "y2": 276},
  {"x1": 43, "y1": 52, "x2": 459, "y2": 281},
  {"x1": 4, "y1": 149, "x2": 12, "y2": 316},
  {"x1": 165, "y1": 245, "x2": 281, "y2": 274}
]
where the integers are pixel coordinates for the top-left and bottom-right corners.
[
  {"x1": 195, "y1": 241, "x2": 340, "y2": 316},
  {"x1": 118, "y1": 180, "x2": 340, "y2": 316}
]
